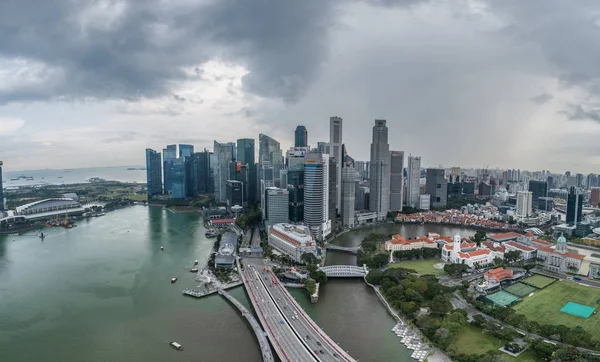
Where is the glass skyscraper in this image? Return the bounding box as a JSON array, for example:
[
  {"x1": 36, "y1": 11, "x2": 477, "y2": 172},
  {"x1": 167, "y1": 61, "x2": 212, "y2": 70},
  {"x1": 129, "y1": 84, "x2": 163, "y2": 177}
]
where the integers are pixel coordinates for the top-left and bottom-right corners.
[
  {"x1": 237, "y1": 138, "x2": 255, "y2": 165},
  {"x1": 179, "y1": 144, "x2": 194, "y2": 158},
  {"x1": 294, "y1": 125, "x2": 308, "y2": 147},
  {"x1": 304, "y1": 153, "x2": 324, "y2": 238},
  {"x1": 0, "y1": 161, "x2": 4, "y2": 213},
  {"x1": 214, "y1": 141, "x2": 234, "y2": 202},
  {"x1": 162, "y1": 144, "x2": 177, "y2": 194},
  {"x1": 145, "y1": 149, "x2": 162, "y2": 199},
  {"x1": 170, "y1": 158, "x2": 187, "y2": 199}
]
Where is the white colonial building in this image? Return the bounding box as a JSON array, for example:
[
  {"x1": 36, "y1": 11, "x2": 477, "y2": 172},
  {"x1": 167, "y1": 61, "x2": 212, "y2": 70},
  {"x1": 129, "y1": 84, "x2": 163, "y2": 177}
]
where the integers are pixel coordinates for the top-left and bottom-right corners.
[
  {"x1": 384, "y1": 234, "x2": 438, "y2": 252},
  {"x1": 268, "y1": 223, "x2": 318, "y2": 263},
  {"x1": 441, "y1": 233, "x2": 494, "y2": 268},
  {"x1": 535, "y1": 234, "x2": 585, "y2": 273}
]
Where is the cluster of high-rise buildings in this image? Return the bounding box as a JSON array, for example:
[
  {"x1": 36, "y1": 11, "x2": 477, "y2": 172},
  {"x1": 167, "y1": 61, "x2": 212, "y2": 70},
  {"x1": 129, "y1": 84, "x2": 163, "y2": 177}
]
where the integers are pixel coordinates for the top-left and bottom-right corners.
[{"x1": 146, "y1": 118, "x2": 428, "y2": 241}]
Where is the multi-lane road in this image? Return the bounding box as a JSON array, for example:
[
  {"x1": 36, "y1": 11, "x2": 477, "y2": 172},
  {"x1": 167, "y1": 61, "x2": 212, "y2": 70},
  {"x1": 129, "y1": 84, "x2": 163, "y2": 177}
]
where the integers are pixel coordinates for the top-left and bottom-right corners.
[{"x1": 241, "y1": 258, "x2": 357, "y2": 362}]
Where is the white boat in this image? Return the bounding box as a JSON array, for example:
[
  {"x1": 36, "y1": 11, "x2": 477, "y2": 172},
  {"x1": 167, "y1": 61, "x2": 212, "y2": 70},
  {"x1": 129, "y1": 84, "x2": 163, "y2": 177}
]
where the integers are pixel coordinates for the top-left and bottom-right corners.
[{"x1": 169, "y1": 341, "x2": 183, "y2": 351}]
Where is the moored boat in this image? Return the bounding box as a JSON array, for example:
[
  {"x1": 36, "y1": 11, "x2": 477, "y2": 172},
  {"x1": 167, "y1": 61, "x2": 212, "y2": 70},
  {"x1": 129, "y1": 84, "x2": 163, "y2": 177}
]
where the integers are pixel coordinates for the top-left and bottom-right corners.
[
  {"x1": 171, "y1": 277, "x2": 178, "y2": 283},
  {"x1": 169, "y1": 342, "x2": 183, "y2": 351},
  {"x1": 190, "y1": 268, "x2": 199, "y2": 273}
]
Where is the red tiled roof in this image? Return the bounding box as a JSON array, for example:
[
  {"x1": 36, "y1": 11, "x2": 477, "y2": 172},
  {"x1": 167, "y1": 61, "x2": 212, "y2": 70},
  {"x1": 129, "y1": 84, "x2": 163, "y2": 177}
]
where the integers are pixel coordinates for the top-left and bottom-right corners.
[
  {"x1": 457, "y1": 249, "x2": 491, "y2": 259},
  {"x1": 485, "y1": 267, "x2": 513, "y2": 280},
  {"x1": 490, "y1": 232, "x2": 522, "y2": 240},
  {"x1": 443, "y1": 244, "x2": 453, "y2": 250},
  {"x1": 534, "y1": 245, "x2": 585, "y2": 260},
  {"x1": 211, "y1": 218, "x2": 235, "y2": 224},
  {"x1": 390, "y1": 234, "x2": 436, "y2": 245},
  {"x1": 525, "y1": 232, "x2": 534, "y2": 237},
  {"x1": 533, "y1": 239, "x2": 552, "y2": 247},
  {"x1": 482, "y1": 241, "x2": 506, "y2": 253},
  {"x1": 505, "y1": 241, "x2": 535, "y2": 252},
  {"x1": 461, "y1": 241, "x2": 476, "y2": 248}
]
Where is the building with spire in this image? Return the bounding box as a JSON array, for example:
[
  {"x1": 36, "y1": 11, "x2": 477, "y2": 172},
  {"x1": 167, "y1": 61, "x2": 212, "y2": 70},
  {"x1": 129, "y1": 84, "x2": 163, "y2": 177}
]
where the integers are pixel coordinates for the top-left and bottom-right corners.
[
  {"x1": 441, "y1": 233, "x2": 494, "y2": 267},
  {"x1": 535, "y1": 234, "x2": 584, "y2": 273}
]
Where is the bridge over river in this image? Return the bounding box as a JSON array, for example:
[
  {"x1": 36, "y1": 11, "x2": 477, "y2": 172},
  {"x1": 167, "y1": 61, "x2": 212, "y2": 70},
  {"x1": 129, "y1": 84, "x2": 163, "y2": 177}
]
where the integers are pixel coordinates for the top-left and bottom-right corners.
[
  {"x1": 319, "y1": 265, "x2": 368, "y2": 278},
  {"x1": 324, "y1": 244, "x2": 360, "y2": 254}
]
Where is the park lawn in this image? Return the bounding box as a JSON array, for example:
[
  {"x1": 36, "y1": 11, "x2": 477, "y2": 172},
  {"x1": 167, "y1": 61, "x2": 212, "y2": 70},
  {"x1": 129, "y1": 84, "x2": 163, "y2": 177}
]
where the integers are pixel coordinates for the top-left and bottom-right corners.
[
  {"x1": 389, "y1": 259, "x2": 444, "y2": 276},
  {"x1": 453, "y1": 325, "x2": 538, "y2": 361},
  {"x1": 512, "y1": 280, "x2": 600, "y2": 335},
  {"x1": 522, "y1": 274, "x2": 556, "y2": 289},
  {"x1": 452, "y1": 324, "x2": 502, "y2": 355}
]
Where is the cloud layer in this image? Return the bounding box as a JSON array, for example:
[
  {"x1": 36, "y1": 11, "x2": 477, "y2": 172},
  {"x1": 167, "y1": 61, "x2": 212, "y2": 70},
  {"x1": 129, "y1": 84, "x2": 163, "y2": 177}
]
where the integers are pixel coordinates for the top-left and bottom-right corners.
[{"x1": 0, "y1": 0, "x2": 599, "y2": 172}]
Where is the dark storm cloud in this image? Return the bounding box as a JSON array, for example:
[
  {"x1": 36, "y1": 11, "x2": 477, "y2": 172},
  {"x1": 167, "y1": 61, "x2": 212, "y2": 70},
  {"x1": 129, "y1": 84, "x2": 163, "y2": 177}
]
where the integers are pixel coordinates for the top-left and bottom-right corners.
[{"x1": 562, "y1": 104, "x2": 600, "y2": 123}]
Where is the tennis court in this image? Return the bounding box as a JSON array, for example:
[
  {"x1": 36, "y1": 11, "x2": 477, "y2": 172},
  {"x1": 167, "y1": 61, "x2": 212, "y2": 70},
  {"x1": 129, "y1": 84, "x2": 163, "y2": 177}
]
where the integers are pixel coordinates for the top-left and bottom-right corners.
[
  {"x1": 560, "y1": 302, "x2": 596, "y2": 318},
  {"x1": 522, "y1": 275, "x2": 556, "y2": 289},
  {"x1": 485, "y1": 290, "x2": 520, "y2": 306},
  {"x1": 504, "y1": 283, "x2": 537, "y2": 298}
]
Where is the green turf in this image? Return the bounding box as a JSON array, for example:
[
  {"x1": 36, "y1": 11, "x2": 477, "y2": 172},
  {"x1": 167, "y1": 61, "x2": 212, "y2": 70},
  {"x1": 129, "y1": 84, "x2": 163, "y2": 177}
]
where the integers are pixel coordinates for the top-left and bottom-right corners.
[
  {"x1": 560, "y1": 302, "x2": 596, "y2": 318},
  {"x1": 452, "y1": 324, "x2": 503, "y2": 355},
  {"x1": 513, "y1": 281, "x2": 600, "y2": 335},
  {"x1": 505, "y1": 283, "x2": 537, "y2": 298},
  {"x1": 521, "y1": 275, "x2": 556, "y2": 289},
  {"x1": 486, "y1": 290, "x2": 520, "y2": 306},
  {"x1": 388, "y1": 259, "x2": 444, "y2": 276}
]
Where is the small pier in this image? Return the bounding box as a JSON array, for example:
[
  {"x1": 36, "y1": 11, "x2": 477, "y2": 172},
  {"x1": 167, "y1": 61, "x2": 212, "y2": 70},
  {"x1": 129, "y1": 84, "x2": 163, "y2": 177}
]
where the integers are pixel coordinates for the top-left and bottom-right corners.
[{"x1": 182, "y1": 288, "x2": 217, "y2": 298}]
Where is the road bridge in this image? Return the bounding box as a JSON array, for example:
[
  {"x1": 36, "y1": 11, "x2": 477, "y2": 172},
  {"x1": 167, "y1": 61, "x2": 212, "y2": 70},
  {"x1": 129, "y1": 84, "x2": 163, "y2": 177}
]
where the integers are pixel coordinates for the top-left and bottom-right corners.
[
  {"x1": 319, "y1": 265, "x2": 368, "y2": 278},
  {"x1": 241, "y1": 258, "x2": 358, "y2": 362},
  {"x1": 324, "y1": 244, "x2": 359, "y2": 254},
  {"x1": 218, "y1": 289, "x2": 275, "y2": 362}
]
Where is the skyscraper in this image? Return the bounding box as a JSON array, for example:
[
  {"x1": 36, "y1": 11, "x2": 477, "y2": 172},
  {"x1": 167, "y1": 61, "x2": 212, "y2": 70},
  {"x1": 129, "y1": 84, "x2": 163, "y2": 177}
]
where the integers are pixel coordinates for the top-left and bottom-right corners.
[
  {"x1": 170, "y1": 158, "x2": 187, "y2": 199},
  {"x1": 188, "y1": 150, "x2": 212, "y2": 196},
  {"x1": 237, "y1": 138, "x2": 255, "y2": 165},
  {"x1": 426, "y1": 169, "x2": 447, "y2": 209},
  {"x1": 389, "y1": 150, "x2": 404, "y2": 212},
  {"x1": 304, "y1": 152, "x2": 324, "y2": 238},
  {"x1": 369, "y1": 119, "x2": 390, "y2": 220},
  {"x1": 145, "y1": 149, "x2": 162, "y2": 199},
  {"x1": 341, "y1": 161, "x2": 356, "y2": 227},
  {"x1": 321, "y1": 153, "x2": 331, "y2": 239},
  {"x1": 566, "y1": 186, "x2": 582, "y2": 225},
  {"x1": 294, "y1": 125, "x2": 308, "y2": 148},
  {"x1": 162, "y1": 144, "x2": 177, "y2": 194},
  {"x1": 327, "y1": 155, "x2": 336, "y2": 236},
  {"x1": 214, "y1": 141, "x2": 233, "y2": 202},
  {"x1": 406, "y1": 155, "x2": 421, "y2": 208},
  {"x1": 316, "y1": 142, "x2": 329, "y2": 154},
  {"x1": 265, "y1": 187, "x2": 289, "y2": 227},
  {"x1": 0, "y1": 161, "x2": 4, "y2": 213},
  {"x1": 516, "y1": 191, "x2": 533, "y2": 219},
  {"x1": 329, "y1": 117, "x2": 343, "y2": 212},
  {"x1": 179, "y1": 144, "x2": 194, "y2": 158},
  {"x1": 528, "y1": 180, "x2": 548, "y2": 204}
]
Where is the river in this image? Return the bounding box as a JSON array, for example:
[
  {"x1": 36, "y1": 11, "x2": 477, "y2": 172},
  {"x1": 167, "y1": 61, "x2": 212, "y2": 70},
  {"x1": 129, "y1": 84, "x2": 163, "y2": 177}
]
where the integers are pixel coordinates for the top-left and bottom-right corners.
[{"x1": 0, "y1": 207, "x2": 475, "y2": 362}]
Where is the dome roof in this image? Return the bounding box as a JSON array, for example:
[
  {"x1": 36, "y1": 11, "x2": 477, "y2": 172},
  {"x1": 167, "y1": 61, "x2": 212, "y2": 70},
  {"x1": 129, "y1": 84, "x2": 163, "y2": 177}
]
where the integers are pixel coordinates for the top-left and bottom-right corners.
[{"x1": 557, "y1": 234, "x2": 567, "y2": 244}]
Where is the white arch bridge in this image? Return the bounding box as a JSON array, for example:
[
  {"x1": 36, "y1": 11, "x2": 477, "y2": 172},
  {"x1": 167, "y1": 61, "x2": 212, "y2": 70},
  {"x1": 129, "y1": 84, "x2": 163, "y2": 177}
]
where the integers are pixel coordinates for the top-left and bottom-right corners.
[
  {"x1": 324, "y1": 244, "x2": 360, "y2": 254},
  {"x1": 318, "y1": 265, "x2": 368, "y2": 278}
]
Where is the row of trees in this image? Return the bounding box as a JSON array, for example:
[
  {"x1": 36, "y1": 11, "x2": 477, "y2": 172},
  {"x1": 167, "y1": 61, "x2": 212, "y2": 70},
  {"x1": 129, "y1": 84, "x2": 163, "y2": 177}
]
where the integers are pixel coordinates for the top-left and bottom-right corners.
[
  {"x1": 357, "y1": 233, "x2": 392, "y2": 268},
  {"x1": 393, "y1": 247, "x2": 440, "y2": 261}
]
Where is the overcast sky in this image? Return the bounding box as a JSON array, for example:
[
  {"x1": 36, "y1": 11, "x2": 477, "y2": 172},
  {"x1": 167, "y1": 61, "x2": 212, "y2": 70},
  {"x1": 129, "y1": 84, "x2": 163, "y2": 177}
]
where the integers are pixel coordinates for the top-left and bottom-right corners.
[{"x1": 1, "y1": 0, "x2": 599, "y2": 173}]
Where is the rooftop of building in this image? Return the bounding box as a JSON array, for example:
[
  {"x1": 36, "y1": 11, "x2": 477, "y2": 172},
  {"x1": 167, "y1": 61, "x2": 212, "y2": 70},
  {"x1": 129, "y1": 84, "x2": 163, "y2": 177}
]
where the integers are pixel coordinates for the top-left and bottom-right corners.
[
  {"x1": 270, "y1": 223, "x2": 314, "y2": 245},
  {"x1": 482, "y1": 241, "x2": 506, "y2": 253},
  {"x1": 388, "y1": 234, "x2": 436, "y2": 245},
  {"x1": 535, "y1": 245, "x2": 585, "y2": 260},
  {"x1": 505, "y1": 241, "x2": 536, "y2": 252},
  {"x1": 484, "y1": 267, "x2": 513, "y2": 280},
  {"x1": 489, "y1": 231, "x2": 523, "y2": 241},
  {"x1": 457, "y1": 249, "x2": 491, "y2": 259}
]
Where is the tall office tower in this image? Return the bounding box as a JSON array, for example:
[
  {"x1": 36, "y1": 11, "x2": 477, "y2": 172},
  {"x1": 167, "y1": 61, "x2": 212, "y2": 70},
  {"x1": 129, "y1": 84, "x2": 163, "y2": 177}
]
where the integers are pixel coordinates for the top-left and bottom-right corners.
[
  {"x1": 304, "y1": 152, "x2": 324, "y2": 238},
  {"x1": 516, "y1": 191, "x2": 533, "y2": 218},
  {"x1": 288, "y1": 165, "x2": 305, "y2": 222},
  {"x1": 145, "y1": 149, "x2": 162, "y2": 199},
  {"x1": 329, "y1": 117, "x2": 343, "y2": 212},
  {"x1": 294, "y1": 125, "x2": 308, "y2": 147},
  {"x1": 576, "y1": 173, "x2": 584, "y2": 188},
  {"x1": 213, "y1": 141, "x2": 233, "y2": 202},
  {"x1": 259, "y1": 133, "x2": 282, "y2": 176},
  {"x1": 237, "y1": 138, "x2": 255, "y2": 165},
  {"x1": 279, "y1": 169, "x2": 288, "y2": 191},
  {"x1": 228, "y1": 161, "x2": 250, "y2": 207},
  {"x1": 547, "y1": 175, "x2": 554, "y2": 190},
  {"x1": 356, "y1": 186, "x2": 369, "y2": 210},
  {"x1": 566, "y1": 186, "x2": 583, "y2": 225},
  {"x1": 179, "y1": 144, "x2": 194, "y2": 158},
  {"x1": 317, "y1": 142, "x2": 329, "y2": 154},
  {"x1": 406, "y1": 155, "x2": 421, "y2": 208},
  {"x1": 341, "y1": 161, "x2": 356, "y2": 227},
  {"x1": 162, "y1": 144, "x2": 177, "y2": 194},
  {"x1": 528, "y1": 180, "x2": 548, "y2": 204},
  {"x1": 170, "y1": 158, "x2": 187, "y2": 199},
  {"x1": 389, "y1": 151, "x2": 404, "y2": 212},
  {"x1": 226, "y1": 180, "x2": 244, "y2": 210},
  {"x1": 320, "y1": 154, "x2": 332, "y2": 240},
  {"x1": 264, "y1": 187, "x2": 289, "y2": 227},
  {"x1": 425, "y1": 169, "x2": 448, "y2": 209},
  {"x1": 327, "y1": 155, "x2": 337, "y2": 234},
  {"x1": 0, "y1": 161, "x2": 5, "y2": 213},
  {"x1": 187, "y1": 150, "x2": 212, "y2": 196},
  {"x1": 369, "y1": 119, "x2": 391, "y2": 220}
]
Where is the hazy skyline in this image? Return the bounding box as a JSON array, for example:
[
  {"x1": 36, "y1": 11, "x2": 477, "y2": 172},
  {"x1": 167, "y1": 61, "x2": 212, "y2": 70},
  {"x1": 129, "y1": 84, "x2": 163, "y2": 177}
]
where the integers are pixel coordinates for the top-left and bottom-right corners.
[{"x1": 1, "y1": 0, "x2": 600, "y2": 173}]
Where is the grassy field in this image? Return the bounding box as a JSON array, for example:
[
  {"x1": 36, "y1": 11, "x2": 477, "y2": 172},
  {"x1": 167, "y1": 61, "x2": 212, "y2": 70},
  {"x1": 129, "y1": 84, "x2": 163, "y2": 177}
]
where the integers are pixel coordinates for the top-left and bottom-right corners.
[
  {"x1": 100, "y1": 193, "x2": 147, "y2": 201},
  {"x1": 521, "y1": 275, "x2": 556, "y2": 289},
  {"x1": 513, "y1": 280, "x2": 600, "y2": 334},
  {"x1": 452, "y1": 325, "x2": 539, "y2": 361},
  {"x1": 388, "y1": 259, "x2": 444, "y2": 276}
]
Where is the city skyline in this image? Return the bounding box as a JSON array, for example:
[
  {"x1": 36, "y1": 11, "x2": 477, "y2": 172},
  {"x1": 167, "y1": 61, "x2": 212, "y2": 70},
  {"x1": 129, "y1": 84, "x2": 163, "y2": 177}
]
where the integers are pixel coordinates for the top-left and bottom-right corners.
[{"x1": 0, "y1": 2, "x2": 599, "y2": 172}]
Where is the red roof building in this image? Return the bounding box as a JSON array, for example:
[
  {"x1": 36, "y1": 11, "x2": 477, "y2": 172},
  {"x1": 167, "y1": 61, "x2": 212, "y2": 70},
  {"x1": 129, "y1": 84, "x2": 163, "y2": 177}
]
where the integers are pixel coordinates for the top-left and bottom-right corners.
[{"x1": 484, "y1": 267, "x2": 513, "y2": 283}]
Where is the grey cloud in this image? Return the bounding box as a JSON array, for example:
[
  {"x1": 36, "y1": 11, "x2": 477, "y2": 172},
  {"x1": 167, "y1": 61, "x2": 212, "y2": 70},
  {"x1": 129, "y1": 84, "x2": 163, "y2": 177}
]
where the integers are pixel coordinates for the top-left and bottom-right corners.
[
  {"x1": 562, "y1": 104, "x2": 600, "y2": 123},
  {"x1": 530, "y1": 93, "x2": 553, "y2": 104},
  {"x1": 102, "y1": 132, "x2": 141, "y2": 144}
]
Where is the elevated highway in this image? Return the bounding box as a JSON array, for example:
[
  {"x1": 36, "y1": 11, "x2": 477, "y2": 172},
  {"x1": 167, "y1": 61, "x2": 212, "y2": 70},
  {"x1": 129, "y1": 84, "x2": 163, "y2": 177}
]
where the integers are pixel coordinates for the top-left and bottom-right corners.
[{"x1": 218, "y1": 289, "x2": 274, "y2": 362}]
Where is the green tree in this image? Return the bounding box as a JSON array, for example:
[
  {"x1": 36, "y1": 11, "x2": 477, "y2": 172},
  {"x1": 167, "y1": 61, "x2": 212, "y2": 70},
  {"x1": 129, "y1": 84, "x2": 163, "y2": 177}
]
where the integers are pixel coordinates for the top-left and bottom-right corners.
[
  {"x1": 301, "y1": 253, "x2": 318, "y2": 265},
  {"x1": 504, "y1": 250, "x2": 522, "y2": 264},
  {"x1": 365, "y1": 269, "x2": 384, "y2": 285},
  {"x1": 470, "y1": 230, "x2": 487, "y2": 247},
  {"x1": 429, "y1": 295, "x2": 452, "y2": 316},
  {"x1": 443, "y1": 263, "x2": 469, "y2": 276},
  {"x1": 305, "y1": 279, "x2": 317, "y2": 294},
  {"x1": 370, "y1": 253, "x2": 389, "y2": 268}
]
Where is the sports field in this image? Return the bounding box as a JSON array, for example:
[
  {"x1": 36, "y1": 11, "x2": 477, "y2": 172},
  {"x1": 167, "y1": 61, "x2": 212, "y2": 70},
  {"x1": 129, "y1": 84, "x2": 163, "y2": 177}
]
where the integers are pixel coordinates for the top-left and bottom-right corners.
[
  {"x1": 513, "y1": 281, "x2": 600, "y2": 334},
  {"x1": 388, "y1": 259, "x2": 445, "y2": 276},
  {"x1": 561, "y1": 302, "x2": 596, "y2": 318},
  {"x1": 485, "y1": 290, "x2": 520, "y2": 306},
  {"x1": 521, "y1": 275, "x2": 556, "y2": 289},
  {"x1": 504, "y1": 283, "x2": 537, "y2": 298}
]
